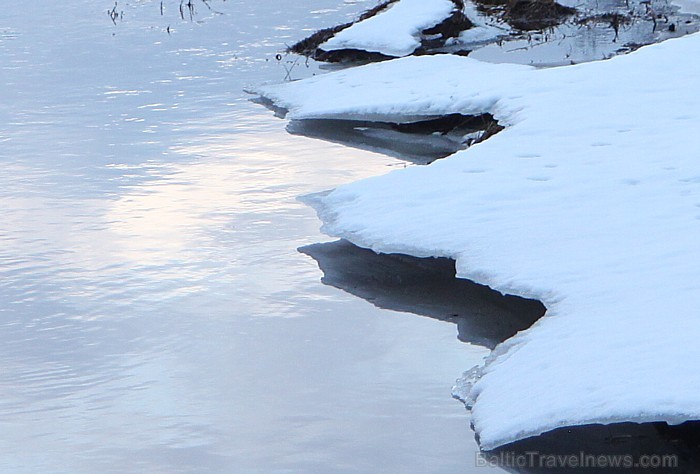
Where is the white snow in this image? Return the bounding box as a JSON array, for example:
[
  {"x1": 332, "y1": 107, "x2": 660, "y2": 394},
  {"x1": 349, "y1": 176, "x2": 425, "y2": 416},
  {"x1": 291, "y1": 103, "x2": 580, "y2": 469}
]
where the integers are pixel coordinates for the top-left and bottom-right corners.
[
  {"x1": 258, "y1": 34, "x2": 700, "y2": 449},
  {"x1": 454, "y1": 23, "x2": 506, "y2": 44},
  {"x1": 319, "y1": 0, "x2": 456, "y2": 57}
]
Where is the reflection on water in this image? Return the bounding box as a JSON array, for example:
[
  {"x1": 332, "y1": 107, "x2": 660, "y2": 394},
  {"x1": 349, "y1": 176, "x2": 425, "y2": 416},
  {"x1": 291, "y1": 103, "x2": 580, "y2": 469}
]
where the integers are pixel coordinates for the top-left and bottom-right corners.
[
  {"x1": 288, "y1": 119, "x2": 459, "y2": 164},
  {"x1": 300, "y1": 240, "x2": 546, "y2": 350},
  {"x1": 466, "y1": 0, "x2": 700, "y2": 66},
  {"x1": 490, "y1": 421, "x2": 700, "y2": 473},
  {"x1": 287, "y1": 117, "x2": 495, "y2": 164}
]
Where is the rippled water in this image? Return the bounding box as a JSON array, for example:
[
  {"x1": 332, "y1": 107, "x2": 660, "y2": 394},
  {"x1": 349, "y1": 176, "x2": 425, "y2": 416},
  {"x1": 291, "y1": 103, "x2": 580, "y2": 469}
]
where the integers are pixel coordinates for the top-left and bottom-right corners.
[{"x1": 0, "y1": 1, "x2": 490, "y2": 472}]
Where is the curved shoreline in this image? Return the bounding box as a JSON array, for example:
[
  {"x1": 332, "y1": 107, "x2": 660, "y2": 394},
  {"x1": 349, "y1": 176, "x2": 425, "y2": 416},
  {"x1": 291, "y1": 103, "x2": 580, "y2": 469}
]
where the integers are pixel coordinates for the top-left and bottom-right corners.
[{"x1": 257, "y1": 2, "x2": 700, "y2": 455}]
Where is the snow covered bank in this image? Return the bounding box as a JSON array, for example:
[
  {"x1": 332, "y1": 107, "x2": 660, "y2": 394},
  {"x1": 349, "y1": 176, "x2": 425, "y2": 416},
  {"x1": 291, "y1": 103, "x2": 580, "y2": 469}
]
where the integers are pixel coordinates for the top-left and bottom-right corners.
[
  {"x1": 258, "y1": 34, "x2": 700, "y2": 449},
  {"x1": 256, "y1": 56, "x2": 531, "y2": 123},
  {"x1": 288, "y1": 0, "x2": 474, "y2": 61},
  {"x1": 318, "y1": 0, "x2": 457, "y2": 57}
]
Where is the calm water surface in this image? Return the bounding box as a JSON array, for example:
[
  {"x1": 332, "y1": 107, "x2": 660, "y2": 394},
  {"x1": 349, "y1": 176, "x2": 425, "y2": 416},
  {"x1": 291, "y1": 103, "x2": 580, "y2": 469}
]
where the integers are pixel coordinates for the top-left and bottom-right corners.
[{"x1": 0, "y1": 1, "x2": 492, "y2": 472}]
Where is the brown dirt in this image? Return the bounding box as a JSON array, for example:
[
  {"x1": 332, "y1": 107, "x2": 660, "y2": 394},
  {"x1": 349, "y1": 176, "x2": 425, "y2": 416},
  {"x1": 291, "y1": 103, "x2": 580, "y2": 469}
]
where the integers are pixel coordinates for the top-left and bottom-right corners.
[
  {"x1": 473, "y1": 0, "x2": 576, "y2": 31},
  {"x1": 390, "y1": 113, "x2": 504, "y2": 146},
  {"x1": 505, "y1": 0, "x2": 576, "y2": 30},
  {"x1": 423, "y1": 10, "x2": 474, "y2": 39},
  {"x1": 287, "y1": 0, "x2": 397, "y2": 60},
  {"x1": 287, "y1": 23, "x2": 353, "y2": 57}
]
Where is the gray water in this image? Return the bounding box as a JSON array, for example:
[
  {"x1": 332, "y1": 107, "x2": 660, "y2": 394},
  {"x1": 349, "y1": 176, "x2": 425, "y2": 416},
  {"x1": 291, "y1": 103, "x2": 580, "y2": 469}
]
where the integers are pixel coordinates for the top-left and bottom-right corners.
[{"x1": 0, "y1": 1, "x2": 494, "y2": 472}]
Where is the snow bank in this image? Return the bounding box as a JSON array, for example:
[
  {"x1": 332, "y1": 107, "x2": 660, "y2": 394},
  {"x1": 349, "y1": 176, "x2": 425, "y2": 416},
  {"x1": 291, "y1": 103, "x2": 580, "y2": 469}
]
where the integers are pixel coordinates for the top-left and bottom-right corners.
[
  {"x1": 319, "y1": 0, "x2": 457, "y2": 57},
  {"x1": 258, "y1": 34, "x2": 700, "y2": 449},
  {"x1": 257, "y1": 55, "x2": 532, "y2": 122}
]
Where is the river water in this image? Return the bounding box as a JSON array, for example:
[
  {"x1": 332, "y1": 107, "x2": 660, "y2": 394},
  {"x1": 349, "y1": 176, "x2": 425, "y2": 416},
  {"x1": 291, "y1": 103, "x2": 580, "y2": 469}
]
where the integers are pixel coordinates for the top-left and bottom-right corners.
[{"x1": 0, "y1": 1, "x2": 494, "y2": 472}]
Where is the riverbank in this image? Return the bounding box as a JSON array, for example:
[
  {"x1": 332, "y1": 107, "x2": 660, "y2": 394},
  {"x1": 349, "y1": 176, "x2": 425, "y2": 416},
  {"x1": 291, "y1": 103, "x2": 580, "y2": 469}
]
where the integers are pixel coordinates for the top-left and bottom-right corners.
[{"x1": 257, "y1": 0, "x2": 700, "y2": 462}]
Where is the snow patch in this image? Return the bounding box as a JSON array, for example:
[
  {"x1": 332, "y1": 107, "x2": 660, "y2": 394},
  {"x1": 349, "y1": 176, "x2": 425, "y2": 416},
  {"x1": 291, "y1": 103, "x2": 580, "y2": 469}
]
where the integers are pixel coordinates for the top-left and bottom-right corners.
[{"x1": 319, "y1": 0, "x2": 457, "y2": 57}]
